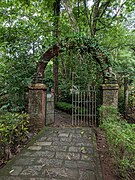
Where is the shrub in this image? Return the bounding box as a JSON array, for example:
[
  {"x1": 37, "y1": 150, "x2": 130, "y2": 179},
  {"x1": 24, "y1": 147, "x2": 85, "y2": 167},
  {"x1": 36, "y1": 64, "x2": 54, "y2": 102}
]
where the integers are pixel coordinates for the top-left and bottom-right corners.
[
  {"x1": 56, "y1": 101, "x2": 91, "y2": 115},
  {"x1": 0, "y1": 113, "x2": 29, "y2": 161},
  {"x1": 100, "y1": 106, "x2": 135, "y2": 179},
  {"x1": 55, "y1": 101, "x2": 73, "y2": 114}
]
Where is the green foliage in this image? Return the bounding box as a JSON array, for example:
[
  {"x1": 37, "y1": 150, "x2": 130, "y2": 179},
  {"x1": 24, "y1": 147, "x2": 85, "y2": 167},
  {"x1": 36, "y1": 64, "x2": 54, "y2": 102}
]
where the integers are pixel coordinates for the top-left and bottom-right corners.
[
  {"x1": 55, "y1": 101, "x2": 90, "y2": 115},
  {"x1": 55, "y1": 101, "x2": 72, "y2": 114},
  {"x1": 118, "y1": 88, "x2": 125, "y2": 114},
  {"x1": 100, "y1": 106, "x2": 135, "y2": 179},
  {"x1": 0, "y1": 113, "x2": 29, "y2": 159},
  {"x1": 0, "y1": 0, "x2": 134, "y2": 111},
  {"x1": 56, "y1": 42, "x2": 104, "y2": 102},
  {"x1": 58, "y1": 80, "x2": 72, "y2": 103}
]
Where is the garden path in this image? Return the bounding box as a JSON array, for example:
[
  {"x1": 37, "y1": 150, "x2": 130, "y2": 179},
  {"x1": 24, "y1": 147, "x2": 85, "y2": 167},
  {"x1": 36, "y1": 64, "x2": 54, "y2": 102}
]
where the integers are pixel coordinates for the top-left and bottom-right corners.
[{"x1": 0, "y1": 127, "x2": 103, "y2": 180}]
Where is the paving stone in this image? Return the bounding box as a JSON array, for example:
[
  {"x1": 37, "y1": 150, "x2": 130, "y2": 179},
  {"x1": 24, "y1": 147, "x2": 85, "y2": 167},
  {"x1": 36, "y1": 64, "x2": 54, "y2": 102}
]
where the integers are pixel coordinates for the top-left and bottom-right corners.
[
  {"x1": 58, "y1": 133, "x2": 69, "y2": 137},
  {"x1": 82, "y1": 131, "x2": 92, "y2": 136},
  {"x1": 34, "y1": 142, "x2": 52, "y2": 146},
  {"x1": 81, "y1": 154, "x2": 94, "y2": 161},
  {"x1": 42, "y1": 167, "x2": 78, "y2": 179},
  {"x1": 38, "y1": 136, "x2": 48, "y2": 141},
  {"x1": 56, "y1": 152, "x2": 80, "y2": 160},
  {"x1": 0, "y1": 127, "x2": 103, "y2": 180},
  {"x1": 14, "y1": 157, "x2": 36, "y2": 166},
  {"x1": 20, "y1": 166, "x2": 43, "y2": 176},
  {"x1": 36, "y1": 158, "x2": 63, "y2": 167},
  {"x1": 53, "y1": 141, "x2": 75, "y2": 146},
  {"x1": 31, "y1": 151, "x2": 55, "y2": 158},
  {"x1": 29, "y1": 178, "x2": 57, "y2": 180},
  {"x1": 69, "y1": 133, "x2": 81, "y2": 138},
  {"x1": 50, "y1": 133, "x2": 59, "y2": 137},
  {"x1": 79, "y1": 170, "x2": 96, "y2": 180},
  {"x1": 45, "y1": 137, "x2": 60, "y2": 141},
  {"x1": 28, "y1": 146, "x2": 42, "y2": 151},
  {"x1": 59, "y1": 129, "x2": 76, "y2": 134},
  {"x1": 68, "y1": 146, "x2": 81, "y2": 153},
  {"x1": 84, "y1": 147, "x2": 94, "y2": 154},
  {"x1": 64, "y1": 160, "x2": 95, "y2": 170},
  {"x1": 0, "y1": 177, "x2": 23, "y2": 180},
  {"x1": 60, "y1": 137, "x2": 72, "y2": 142},
  {"x1": 8, "y1": 166, "x2": 23, "y2": 176},
  {"x1": 76, "y1": 142, "x2": 92, "y2": 147},
  {"x1": 72, "y1": 137, "x2": 91, "y2": 143},
  {"x1": 21, "y1": 151, "x2": 32, "y2": 156},
  {"x1": 75, "y1": 129, "x2": 88, "y2": 134},
  {"x1": 42, "y1": 145, "x2": 67, "y2": 152},
  {"x1": 29, "y1": 178, "x2": 45, "y2": 180}
]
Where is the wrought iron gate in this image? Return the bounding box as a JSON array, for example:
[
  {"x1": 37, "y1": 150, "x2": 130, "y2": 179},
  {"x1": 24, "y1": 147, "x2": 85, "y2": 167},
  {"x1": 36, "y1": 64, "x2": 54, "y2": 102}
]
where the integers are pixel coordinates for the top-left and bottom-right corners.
[{"x1": 72, "y1": 87, "x2": 97, "y2": 126}]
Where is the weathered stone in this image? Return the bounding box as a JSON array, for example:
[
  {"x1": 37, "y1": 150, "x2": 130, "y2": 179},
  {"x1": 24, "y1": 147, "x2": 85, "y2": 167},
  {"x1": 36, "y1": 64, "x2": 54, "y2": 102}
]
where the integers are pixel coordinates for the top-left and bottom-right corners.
[
  {"x1": 21, "y1": 151, "x2": 32, "y2": 156},
  {"x1": 60, "y1": 137, "x2": 72, "y2": 142},
  {"x1": 14, "y1": 157, "x2": 36, "y2": 166},
  {"x1": 56, "y1": 152, "x2": 80, "y2": 160},
  {"x1": 20, "y1": 166, "x2": 43, "y2": 176},
  {"x1": 0, "y1": 127, "x2": 103, "y2": 180},
  {"x1": 69, "y1": 133, "x2": 81, "y2": 138},
  {"x1": 76, "y1": 142, "x2": 91, "y2": 147},
  {"x1": 42, "y1": 167, "x2": 78, "y2": 179},
  {"x1": 34, "y1": 142, "x2": 52, "y2": 146},
  {"x1": 38, "y1": 137, "x2": 48, "y2": 141},
  {"x1": 29, "y1": 178, "x2": 45, "y2": 180},
  {"x1": 58, "y1": 133, "x2": 69, "y2": 137},
  {"x1": 0, "y1": 177, "x2": 23, "y2": 180},
  {"x1": 72, "y1": 137, "x2": 92, "y2": 143},
  {"x1": 31, "y1": 151, "x2": 55, "y2": 158},
  {"x1": 81, "y1": 154, "x2": 93, "y2": 161},
  {"x1": 101, "y1": 84, "x2": 118, "y2": 107},
  {"x1": 64, "y1": 160, "x2": 95, "y2": 170},
  {"x1": 68, "y1": 146, "x2": 81, "y2": 153},
  {"x1": 28, "y1": 146, "x2": 42, "y2": 151},
  {"x1": 45, "y1": 137, "x2": 59, "y2": 141},
  {"x1": 42, "y1": 145, "x2": 67, "y2": 152},
  {"x1": 9, "y1": 166, "x2": 23, "y2": 176},
  {"x1": 79, "y1": 170, "x2": 96, "y2": 180},
  {"x1": 52, "y1": 140, "x2": 75, "y2": 146},
  {"x1": 36, "y1": 158, "x2": 63, "y2": 167},
  {"x1": 28, "y1": 83, "x2": 47, "y2": 131}
]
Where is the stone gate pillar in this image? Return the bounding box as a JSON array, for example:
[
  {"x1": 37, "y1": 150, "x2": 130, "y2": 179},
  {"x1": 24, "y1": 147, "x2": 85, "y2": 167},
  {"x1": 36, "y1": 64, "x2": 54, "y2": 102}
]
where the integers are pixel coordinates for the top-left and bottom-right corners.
[
  {"x1": 28, "y1": 83, "x2": 47, "y2": 131},
  {"x1": 101, "y1": 84, "x2": 119, "y2": 107},
  {"x1": 100, "y1": 83, "x2": 119, "y2": 123}
]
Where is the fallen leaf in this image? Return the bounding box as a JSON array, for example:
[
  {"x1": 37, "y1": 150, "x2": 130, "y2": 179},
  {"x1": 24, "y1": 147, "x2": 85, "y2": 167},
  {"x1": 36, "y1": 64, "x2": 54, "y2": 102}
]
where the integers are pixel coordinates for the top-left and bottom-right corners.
[{"x1": 9, "y1": 169, "x2": 14, "y2": 173}]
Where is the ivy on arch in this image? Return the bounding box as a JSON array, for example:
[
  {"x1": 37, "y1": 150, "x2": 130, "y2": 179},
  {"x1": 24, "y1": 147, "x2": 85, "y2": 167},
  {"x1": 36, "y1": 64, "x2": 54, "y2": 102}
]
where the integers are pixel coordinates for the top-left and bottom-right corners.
[{"x1": 34, "y1": 36, "x2": 116, "y2": 83}]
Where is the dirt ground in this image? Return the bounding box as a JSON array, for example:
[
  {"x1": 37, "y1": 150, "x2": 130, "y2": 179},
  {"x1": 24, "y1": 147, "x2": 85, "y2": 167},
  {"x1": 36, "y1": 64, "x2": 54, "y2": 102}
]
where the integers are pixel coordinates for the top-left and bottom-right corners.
[{"x1": 94, "y1": 128, "x2": 118, "y2": 180}]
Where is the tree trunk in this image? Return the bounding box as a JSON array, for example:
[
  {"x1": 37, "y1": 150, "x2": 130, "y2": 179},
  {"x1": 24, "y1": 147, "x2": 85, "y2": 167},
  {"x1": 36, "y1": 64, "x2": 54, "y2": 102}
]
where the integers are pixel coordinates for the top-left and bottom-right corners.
[
  {"x1": 53, "y1": 0, "x2": 60, "y2": 102},
  {"x1": 124, "y1": 77, "x2": 129, "y2": 118}
]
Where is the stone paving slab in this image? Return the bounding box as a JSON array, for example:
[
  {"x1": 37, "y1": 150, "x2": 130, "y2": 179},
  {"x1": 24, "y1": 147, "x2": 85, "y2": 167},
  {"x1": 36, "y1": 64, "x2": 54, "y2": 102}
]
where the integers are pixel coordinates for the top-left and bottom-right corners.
[{"x1": 0, "y1": 127, "x2": 103, "y2": 180}]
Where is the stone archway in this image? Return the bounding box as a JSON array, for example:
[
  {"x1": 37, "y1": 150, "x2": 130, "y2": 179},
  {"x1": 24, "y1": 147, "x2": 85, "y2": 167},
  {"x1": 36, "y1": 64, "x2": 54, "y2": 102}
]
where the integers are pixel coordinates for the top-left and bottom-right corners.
[
  {"x1": 34, "y1": 37, "x2": 116, "y2": 83},
  {"x1": 28, "y1": 37, "x2": 118, "y2": 131}
]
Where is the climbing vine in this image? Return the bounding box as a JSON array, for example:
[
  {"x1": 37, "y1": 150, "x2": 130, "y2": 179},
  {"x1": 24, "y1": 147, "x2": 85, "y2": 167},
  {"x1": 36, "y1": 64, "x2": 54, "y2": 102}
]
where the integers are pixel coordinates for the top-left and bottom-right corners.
[{"x1": 38, "y1": 36, "x2": 114, "y2": 83}]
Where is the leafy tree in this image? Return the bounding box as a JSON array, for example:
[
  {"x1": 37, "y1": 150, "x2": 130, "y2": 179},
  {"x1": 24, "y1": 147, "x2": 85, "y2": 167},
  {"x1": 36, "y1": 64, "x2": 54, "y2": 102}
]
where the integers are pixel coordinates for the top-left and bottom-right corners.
[{"x1": 0, "y1": 0, "x2": 134, "y2": 110}]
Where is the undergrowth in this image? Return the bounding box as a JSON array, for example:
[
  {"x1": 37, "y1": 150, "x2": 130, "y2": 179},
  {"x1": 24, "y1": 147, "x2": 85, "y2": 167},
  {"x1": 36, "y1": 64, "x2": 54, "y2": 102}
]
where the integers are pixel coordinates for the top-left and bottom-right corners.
[
  {"x1": 100, "y1": 106, "x2": 135, "y2": 180},
  {"x1": 55, "y1": 101, "x2": 72, "y2": 114},
  {"x1": 0, "y1": 113, "x2": 30, "y2": 165}
]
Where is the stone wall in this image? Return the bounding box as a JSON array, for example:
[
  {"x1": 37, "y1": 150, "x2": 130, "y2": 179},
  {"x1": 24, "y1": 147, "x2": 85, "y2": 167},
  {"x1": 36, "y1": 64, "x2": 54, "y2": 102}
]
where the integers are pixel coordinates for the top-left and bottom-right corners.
[
  {"x1": 101, "y1": 84, "x2": 118, "y2": 108},
  {"x1": 28, "y1": 83, "x2": 47, "y2": 131},
  {"x1": 28, "y1": 83, "x2": 119, "y2": 129}
]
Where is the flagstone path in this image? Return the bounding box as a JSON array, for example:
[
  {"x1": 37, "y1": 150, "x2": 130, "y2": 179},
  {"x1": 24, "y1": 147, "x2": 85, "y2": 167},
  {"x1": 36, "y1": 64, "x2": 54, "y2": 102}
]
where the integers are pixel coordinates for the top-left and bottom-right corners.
[{"x1": 0, "y1": 127, "x2": 103, "y2": 180}]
